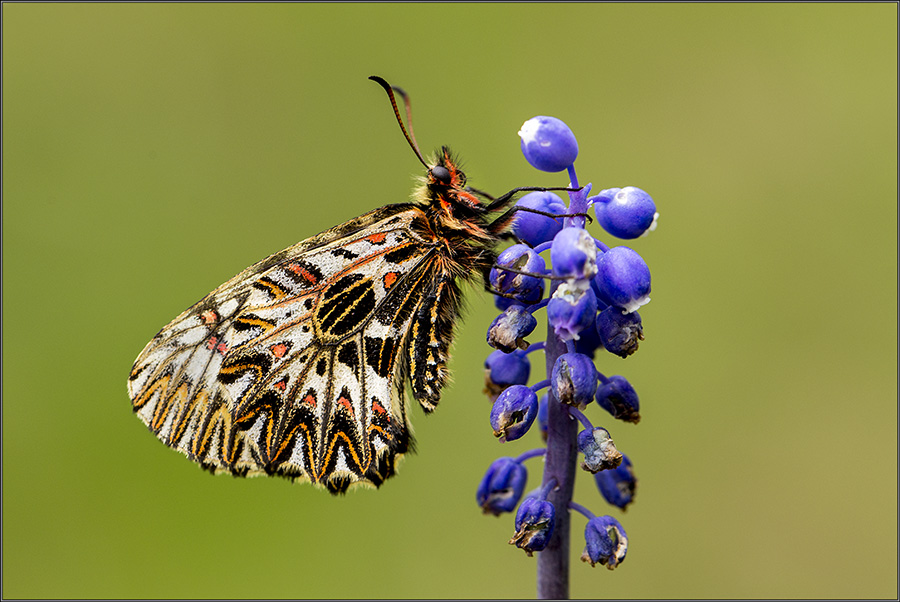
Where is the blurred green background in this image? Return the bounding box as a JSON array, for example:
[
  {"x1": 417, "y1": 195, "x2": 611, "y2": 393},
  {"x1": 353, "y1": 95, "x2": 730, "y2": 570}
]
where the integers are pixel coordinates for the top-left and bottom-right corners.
[{"x1": 3, "y1": 3, "x2": 896, "y2": 599}]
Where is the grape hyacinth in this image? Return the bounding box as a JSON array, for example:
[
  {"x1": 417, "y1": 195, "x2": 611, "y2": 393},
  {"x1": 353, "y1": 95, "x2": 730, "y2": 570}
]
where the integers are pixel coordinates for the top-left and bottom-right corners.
[{"x1": 476, "y1": 115, "x2": 657, "y2": 598}]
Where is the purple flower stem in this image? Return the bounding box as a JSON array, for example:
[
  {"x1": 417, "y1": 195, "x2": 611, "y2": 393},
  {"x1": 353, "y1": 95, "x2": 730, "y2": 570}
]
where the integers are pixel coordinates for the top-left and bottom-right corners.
[
  {"x1": 564, "y1": 166, "x2": 586, "y2": 230},
  {"x1": 569, "y1": 407, "x2": 593, "y2": 431},
  {"x1": 524, "y1": 341, "x2": 546, "y2": 355},
  {"x1": 527, "y1": 299, "x2": 550, "y2": 314},
  {"x1": 531, "y1": 379, "x2": 550, "y2": 393},
  {"x1": 537, "y1": 286, "x2": 578, "y2": 600},
  {"x1": 534, "y1": 241, "x2": 553, "y2": 254},
  {"x1": 515, "y1": 448, "x2": 547, "y2": 463},
  {"x1": 568, "y1": 501, "x2": 596, "y2": 521}
]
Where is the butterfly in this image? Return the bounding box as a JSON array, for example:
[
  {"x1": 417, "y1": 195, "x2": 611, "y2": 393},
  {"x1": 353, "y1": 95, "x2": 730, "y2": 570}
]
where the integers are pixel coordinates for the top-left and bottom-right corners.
[{"x1": 127, "y1": 76, "x2": 574, "y2": 494}]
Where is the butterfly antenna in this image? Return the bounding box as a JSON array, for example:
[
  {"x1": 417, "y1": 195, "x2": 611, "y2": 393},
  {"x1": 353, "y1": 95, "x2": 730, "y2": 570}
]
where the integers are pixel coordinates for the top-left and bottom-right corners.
[{"x1": 369, "y1": 76, "x2": 430, "y2": 170}]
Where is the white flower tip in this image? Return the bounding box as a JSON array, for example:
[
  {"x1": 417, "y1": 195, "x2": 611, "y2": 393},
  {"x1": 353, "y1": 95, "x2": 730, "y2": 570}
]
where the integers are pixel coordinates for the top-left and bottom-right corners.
[
  {"x1": 518, "y1": 118, "x2": 539, "y2": 142},
  {"x1": 622, "y1": 295, "x2": 650, "y2": 314}
]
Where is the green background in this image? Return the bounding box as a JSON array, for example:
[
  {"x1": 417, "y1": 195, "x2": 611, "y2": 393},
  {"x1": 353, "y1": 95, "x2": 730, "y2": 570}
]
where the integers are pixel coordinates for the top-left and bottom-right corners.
[{"x1": 3, "y1": 4, "x2": 896, "y2": 599}]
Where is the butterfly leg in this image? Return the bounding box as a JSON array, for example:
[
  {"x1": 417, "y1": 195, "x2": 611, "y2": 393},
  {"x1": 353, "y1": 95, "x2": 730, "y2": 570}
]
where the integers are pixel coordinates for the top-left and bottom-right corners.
[{"x1": 487, "y1": 204, "x2": 592, "y2": 237}]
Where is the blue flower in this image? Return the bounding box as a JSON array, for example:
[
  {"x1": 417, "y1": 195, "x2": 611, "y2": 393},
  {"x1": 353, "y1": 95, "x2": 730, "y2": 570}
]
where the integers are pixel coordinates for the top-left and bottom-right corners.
[
  {"x1": 582, "y1": 516, "x2": 628, "y2": 569},
  {"x1": 518, "y1": 116, "x2": 578, "y2": 172},
  {"x1": 594, "y1": 246, "x2": 651, "y2": 313},
  {"x1": 484, "y1": 348, "x2": 531, "y2": 402},
  {"x1": 478, "y1": 109, "x2": 658, "y2": 587},
  {"x1": 594, "y1": 454, "x2": 637, "y2": 510},
  {"x1": 550, "y1": 227, "x2": 598, "y2": 280},
  {"x1": 596, "y1": 306, "x2": 644, "y2": 358},
  {"x1": 537, "y1": 393, "x2": 549, "y2": 442},
  {"x1": 487, "y1": 304, "x2": 538, "y2": 353},
  {"x1": 577, "y1": 427, "x2": 623, "y2": 473},
  {"x1": 595, "y1": 375, "x2": 641, "y2": 424},
  {"x1": 509, "y1": 496, "x2": 556, "y2": 556},
  {"x1": 591, "y1": 186, "x2": 658, "y2": 239},
  {"x1": 547, "y1": 283, "x2": 598, "y2": 341},
  {"x1": 490, "y1": 385, "x2": 539, "y2": 442},
  {"x1": 490, "y1": 244, "x2": 546, "y2": 305},
  {"x1": 551, "y1": 352, "x2": 598, "y2": 410},
  {"x1": 477, "y1": 457, "x2": 528, "y2": 516},
  {"x1": 513, "y1": 191, "x2": 567, "y2": 247}
]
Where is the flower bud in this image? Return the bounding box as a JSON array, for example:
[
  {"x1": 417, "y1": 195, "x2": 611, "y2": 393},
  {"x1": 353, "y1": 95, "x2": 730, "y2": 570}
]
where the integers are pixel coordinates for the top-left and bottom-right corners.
[
  {"x1": 551, "y1": 352, "x2": 598, "y2": 410},
  {"x1": 518, "y1": 116, "x2": 578, "y2": 173},
  {"x1": 573, "y1": 318, "x2": 603, "y2": 359},
  {"x1": 486, "y1": 305, "x2": 538, "y2": 353},
  {"x1": 582, "y1": 516, "x2": 628, "y2": 569},
  {"x1": 476, "y1": 457, "x2": 528, "y2": 516},
  {"x1": 594, "y1": 454, "x2": 636, "y2": 510},
  {"x1": 490, "y1": 244, "x2": 546, "y2": 305},
  {"x1": 596, "y1": 306, "x2": 644, "y2": 358},
  {"x1": 537, "y1": 393, "x2": 549, "y2": 442},
  {"x1": 513, "y1": 191, "x2": 567, "y2": 247},
  {"x1": 483, "y1": 349, "x2": 530, "y2": 401},
  {"x1": 591, "y1": 186, "x2": 658, "y2": 239},
  {"x1": 490, "y1": 385, "x2": 539, "y2": 442},
  {"x1": 547, "y1": 282, "x2": 598, "y2": 341},
  {"x1": 595, "y1": 375, "x2": 641, "y2": 424},
  {"x1": 577, "y1": 427, "x2": 623, "y2": 473},
  {"x1": 594, "y1": 246, "x2": 651, "y2": 313},
  {"x1": 509, "y1": 496, "x2": 556, "y2": 556},
  {"x1": 550, "y1": 227, "x2": 598, "y2": 280}
]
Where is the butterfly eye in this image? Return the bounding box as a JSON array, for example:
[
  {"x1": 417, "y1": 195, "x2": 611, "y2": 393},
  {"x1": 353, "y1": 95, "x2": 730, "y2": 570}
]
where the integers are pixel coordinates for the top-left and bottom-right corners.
[{"x1": 430, "y1": 165, "x2": 451, "y2": 185}]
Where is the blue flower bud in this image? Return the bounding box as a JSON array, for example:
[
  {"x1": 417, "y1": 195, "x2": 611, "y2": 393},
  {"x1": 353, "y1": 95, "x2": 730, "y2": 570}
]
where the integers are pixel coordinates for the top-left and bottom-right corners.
[
  {"x1": 594, "y1": 454, "x2": 636, "y2": 510},
  {"x1": 512, "y1": 191, "x2": 567, "y2": 247},
  {"x1": 476, "y1": 457, "x2": 528, "y2": 516},
  {"x1": 592, "y1": 186, "x2": 658, "y2": 239},
  {"x1": 518, "y1": 116, "x2": 578, "y2": 173},
  {"x1": 595, "y1": 375, "x2": 641, "y2": 424},
  {"x1": 551, "y1": 352, "x2": 598, "y2": 410},
  {"x1": 509, "y1": 496, "x2": 556, "y2": 556},
  {"x1": 483, "y1": 349, "x2": 531, "y2": 401},
  {"x1": 490, "y1": 385, "x2": 539, "y2": 442},
  {"x1": 594, "y1": 246, "x2": 651, "y2": 313},
  {"x1": 537, "y1": 393, "x2": 549, "y2": 442},
  {"x1": 490, "y1": 244, "x2": 546, "y2": 305},
  {"x1": 582, "y1": 515, "x2": 628, "y2": 569},
  {"x1": 486, "y1": 305, "x2": 538, "y2": 354},
  {"x1": 577, "y1": 427, "x2": 623, "y2": 473},
  {"x1": 596, "y1": 306, "x2": 644, "y2": 358},
  {"x1": 574, "y1": 316, "x2": 603, "y2": 359},
  {"x1": 547, "y1": 283, "x2": 598, "y2": 341},
  {"x1": 550, "y1": 227, "x2": 598, "y2": 280},
  {"x1": 494, "y1": 294, "x2": 517, "y2": 312}
]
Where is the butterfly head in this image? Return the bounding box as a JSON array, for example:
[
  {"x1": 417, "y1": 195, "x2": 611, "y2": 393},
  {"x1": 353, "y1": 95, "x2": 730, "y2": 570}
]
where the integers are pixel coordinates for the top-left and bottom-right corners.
[{"x1": 424, "y1": 147, "x2": 487, "y2": 214}]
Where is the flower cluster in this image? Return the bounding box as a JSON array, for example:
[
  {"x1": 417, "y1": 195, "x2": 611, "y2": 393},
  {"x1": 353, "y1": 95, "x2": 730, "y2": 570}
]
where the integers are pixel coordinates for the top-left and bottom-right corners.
[{"x1": 477, "y1": 115, "x2": 657, "y2": 588}]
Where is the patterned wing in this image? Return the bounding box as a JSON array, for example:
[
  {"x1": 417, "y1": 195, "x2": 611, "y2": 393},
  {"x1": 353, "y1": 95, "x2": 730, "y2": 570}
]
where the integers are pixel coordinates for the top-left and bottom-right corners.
[{"x1": 127, "y1": 204, "x2": 452, "y2": 493}]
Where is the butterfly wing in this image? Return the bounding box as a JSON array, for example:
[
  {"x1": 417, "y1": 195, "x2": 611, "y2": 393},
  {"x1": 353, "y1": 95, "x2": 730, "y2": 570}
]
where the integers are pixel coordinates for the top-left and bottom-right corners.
[{"x1": 128, "y1": 204, "x2": 453, "y2": 492}]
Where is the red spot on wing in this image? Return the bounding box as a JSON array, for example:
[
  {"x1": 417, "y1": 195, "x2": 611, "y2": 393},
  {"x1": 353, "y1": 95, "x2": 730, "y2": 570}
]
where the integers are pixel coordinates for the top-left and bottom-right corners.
[
  {"x1": 207, "y1": 336, "x2": 218, "y2": 350},
  {"x1": 383, "y1": 272, "x2": 399, "y2": 289},
  {"x1": 365, "y1": 232, "x2": 387, "y2": 244},
  {"x1": 201, "y1": 310, "x2": 218, "y2": 325},
  {"x1": 303, "y1": 392, "x2": 317, "y2": 408},
  {"x1": 273, "y1": 378, "x2": 287, "y2": 392},
  {"x1": 287, "y1": 263, "x2": 319, "y2": 285},
  {"x1": 372, "y1": 400, "x2": 387, "y2": 415},
  {"x1": 271, "y1": 343, "x2": 288, "y2": 358},
  {"x1": 216, "y1": 342, "x2": 228, "y2": 355},
  {"x1": 337, "y1": 396, "x2": 354, "y2": 417}
]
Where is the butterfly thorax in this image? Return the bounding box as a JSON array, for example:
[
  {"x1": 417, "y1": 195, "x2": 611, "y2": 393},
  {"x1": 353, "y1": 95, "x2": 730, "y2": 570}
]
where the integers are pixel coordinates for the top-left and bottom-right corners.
[{"x1": 412, "y1": 148, "x2": 499, "y2": 270}]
